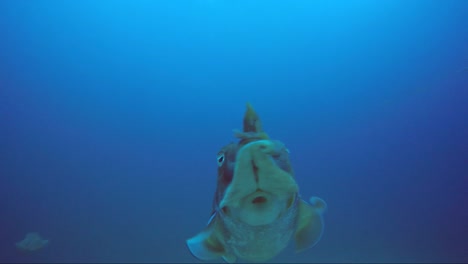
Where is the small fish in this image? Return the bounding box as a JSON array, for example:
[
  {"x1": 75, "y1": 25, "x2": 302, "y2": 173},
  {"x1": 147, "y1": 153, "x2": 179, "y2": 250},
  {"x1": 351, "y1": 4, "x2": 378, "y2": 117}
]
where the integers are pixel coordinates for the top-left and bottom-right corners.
[
  {"x1": 15, "y1": 232, "x2": 49, "y2": 252},
  {"x1": 186, "y1": 103, "x2": 327, "y2": 263}
]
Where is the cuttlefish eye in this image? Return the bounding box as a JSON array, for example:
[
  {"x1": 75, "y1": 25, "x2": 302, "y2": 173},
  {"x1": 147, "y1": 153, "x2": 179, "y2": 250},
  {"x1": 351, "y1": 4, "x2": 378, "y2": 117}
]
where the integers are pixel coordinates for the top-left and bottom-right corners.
[{"x1": 217, "y1": 154, "x2": 225, "y2": 167}]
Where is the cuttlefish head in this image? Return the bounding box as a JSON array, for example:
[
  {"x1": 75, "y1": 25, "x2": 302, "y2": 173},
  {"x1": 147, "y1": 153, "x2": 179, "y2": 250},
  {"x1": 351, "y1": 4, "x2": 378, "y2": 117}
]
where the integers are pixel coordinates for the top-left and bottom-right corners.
[
  {"x1": 214, "y1": 103, "x2": 298, "y2": 226},
  {"x1": 187, "y1": 103, "x2": 327, "y2": 263}
]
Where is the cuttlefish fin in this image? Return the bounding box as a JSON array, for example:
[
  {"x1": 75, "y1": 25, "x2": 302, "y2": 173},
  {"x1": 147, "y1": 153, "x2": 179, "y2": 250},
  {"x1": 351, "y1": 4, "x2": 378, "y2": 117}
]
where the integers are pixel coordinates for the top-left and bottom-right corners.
[
  {"x1": 294, "y1": 196, "x2": 327, "y2": 252},
  {"x1": 222, "y1": 254, "x2": 237, "y2": 263},
  {"x1": 186, "y1": 213, "x2": 236, "y2": 263}
]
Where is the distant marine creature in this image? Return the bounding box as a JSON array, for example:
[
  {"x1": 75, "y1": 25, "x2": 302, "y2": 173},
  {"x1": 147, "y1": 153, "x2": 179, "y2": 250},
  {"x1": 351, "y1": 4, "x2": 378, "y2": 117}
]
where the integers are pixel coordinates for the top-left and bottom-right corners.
[
  {"x1": 186, "y1": 103, "x2": 327, "y2": 263},
  {"x1": 15, "y1": 232, "x2": 49, "y2": 252}
]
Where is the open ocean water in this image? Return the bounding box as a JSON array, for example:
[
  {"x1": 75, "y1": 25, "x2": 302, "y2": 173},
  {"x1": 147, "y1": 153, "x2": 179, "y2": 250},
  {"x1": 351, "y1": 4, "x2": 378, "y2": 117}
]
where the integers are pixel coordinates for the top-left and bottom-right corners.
[{"x1": 0, "y1": 0, "x2": 467, "y2": 263}]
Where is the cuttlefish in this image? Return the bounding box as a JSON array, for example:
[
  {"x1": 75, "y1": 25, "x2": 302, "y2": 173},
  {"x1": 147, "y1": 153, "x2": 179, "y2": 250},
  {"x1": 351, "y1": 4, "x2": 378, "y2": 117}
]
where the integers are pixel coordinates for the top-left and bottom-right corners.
[
  {"x1": 15, "y1": 232, "x2": 49, "y2": 252},
  {"x1": 186, "y1": 103, "x2": 327, "y2": 263}
]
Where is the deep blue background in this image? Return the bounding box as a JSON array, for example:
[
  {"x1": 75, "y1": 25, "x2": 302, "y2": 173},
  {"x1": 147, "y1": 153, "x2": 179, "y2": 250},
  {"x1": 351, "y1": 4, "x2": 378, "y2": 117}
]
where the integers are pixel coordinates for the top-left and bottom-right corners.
[{"x1": 1, "y1": 0, "x2": 467, "y2": 262}]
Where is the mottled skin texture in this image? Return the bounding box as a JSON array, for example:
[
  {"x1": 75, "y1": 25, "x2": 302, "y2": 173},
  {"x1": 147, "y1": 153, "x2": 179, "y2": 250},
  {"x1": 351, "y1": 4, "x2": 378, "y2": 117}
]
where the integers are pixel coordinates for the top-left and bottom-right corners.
[
  {"x1": 213, "y1": 138, "x2": 294, "y2": 213},
  {"x1": 212, "y1": 143, "x2": 239, "y2": 215},
  {"x1": 214, "y1": 103, "x2": 294, "y2": 220},
  {"x1": 186, "y1": 103, "x2": 326, "y2": 263},
  {"x1": 212, "y1": 137, "x2": 299, "y2": 262}
]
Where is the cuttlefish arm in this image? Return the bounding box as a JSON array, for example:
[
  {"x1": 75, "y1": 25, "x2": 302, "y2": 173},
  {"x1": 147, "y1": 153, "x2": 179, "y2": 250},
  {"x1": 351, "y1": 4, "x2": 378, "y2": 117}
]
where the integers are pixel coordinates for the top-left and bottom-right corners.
[
  {"x1": 186, "y1": 213, "x2": 237, "y2": 263},
  {"x1": 294, "y1": 196, "x2": 327, "y2": 252},
  {"x1": 220, "y1": 139, "x2": 298, "y2": 210}
]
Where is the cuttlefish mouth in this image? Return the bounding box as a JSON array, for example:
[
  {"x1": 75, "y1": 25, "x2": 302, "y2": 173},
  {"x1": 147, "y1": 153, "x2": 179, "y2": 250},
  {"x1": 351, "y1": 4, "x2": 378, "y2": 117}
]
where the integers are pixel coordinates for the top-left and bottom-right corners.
[{"x1": 220, "y1": 140, "x2": 298, "y2": 226}]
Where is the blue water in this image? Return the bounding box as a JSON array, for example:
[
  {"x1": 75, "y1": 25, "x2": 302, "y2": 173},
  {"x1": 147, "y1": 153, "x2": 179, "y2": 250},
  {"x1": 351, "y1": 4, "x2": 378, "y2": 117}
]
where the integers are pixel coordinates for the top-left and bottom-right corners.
[{"x1": 1, "y1": 0, "x2": 467, "y2": 262}]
